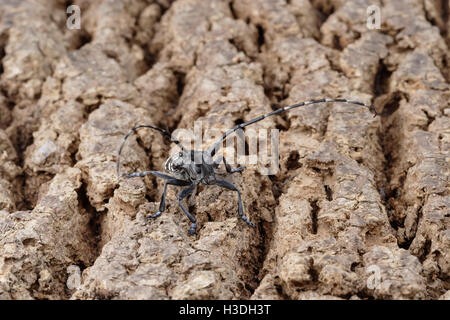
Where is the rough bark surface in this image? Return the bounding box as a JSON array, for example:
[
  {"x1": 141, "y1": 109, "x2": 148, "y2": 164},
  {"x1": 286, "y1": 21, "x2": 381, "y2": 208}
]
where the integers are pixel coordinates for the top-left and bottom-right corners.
[{"x1": 0, "y1": 0, "x2": 448, "y2": 299}]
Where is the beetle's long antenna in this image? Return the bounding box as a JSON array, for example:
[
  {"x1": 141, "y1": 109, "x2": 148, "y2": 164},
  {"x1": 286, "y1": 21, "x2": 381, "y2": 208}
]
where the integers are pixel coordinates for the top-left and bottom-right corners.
[
  {"x1": 117, "y1": 125, "x2": 186, "y2": 179},
  {"x1": 208, "y1": 98, "x2": 377, "y2": 157}
]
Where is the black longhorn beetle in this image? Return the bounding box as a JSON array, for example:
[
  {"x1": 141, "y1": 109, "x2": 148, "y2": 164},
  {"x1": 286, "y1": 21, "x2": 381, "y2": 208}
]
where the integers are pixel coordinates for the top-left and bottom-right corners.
[{"x1": 117, "y1": 98, "x2": 377, "y2": 235}]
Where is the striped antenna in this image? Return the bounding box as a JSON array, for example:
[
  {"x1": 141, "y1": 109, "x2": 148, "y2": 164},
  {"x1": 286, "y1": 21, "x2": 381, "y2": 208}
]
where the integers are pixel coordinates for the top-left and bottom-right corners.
[{"x1": 208, "y1": 98, "x2": 377, "y2": 157}]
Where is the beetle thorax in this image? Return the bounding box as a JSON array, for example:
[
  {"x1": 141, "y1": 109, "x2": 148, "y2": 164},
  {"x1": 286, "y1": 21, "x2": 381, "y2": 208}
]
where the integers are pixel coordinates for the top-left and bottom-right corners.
[
  {"x1": 164, "y1": 152, "x2": 190, "y2": 181},
  {"x1": 164, "y1": 150, "x2": 216, "y2": 184}
]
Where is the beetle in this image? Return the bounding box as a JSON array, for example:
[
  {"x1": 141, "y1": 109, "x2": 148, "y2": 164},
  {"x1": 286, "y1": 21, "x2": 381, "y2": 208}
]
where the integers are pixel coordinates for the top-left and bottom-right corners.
[{"x1": 117, "y1": 98, "x2": 377, "y2": 234}]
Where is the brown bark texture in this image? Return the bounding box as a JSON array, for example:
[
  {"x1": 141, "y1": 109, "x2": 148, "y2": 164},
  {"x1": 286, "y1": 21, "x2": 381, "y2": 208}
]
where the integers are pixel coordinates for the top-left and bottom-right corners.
[{"x1": 0, "y1": 0, "x2": 449, "y2": 300}]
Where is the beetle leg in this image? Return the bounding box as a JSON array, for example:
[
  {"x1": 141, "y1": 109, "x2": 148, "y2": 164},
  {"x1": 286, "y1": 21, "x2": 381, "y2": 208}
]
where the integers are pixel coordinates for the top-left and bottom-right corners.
[
  {"x1": 148, "y1": 178, "x2": 191, "y2": 219},
  {"x1": 125, "y1": 170, "x2": 181, "y2": 180},
  {"x1": 214, "y1": 179, "x2": 254, "y2": 227},
  {"x1": 213, "y1": 156, "x2": 246, "y2": 173},
  {"x1": 177, "y1": 184, "x2": 198, "y2": 235}
]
